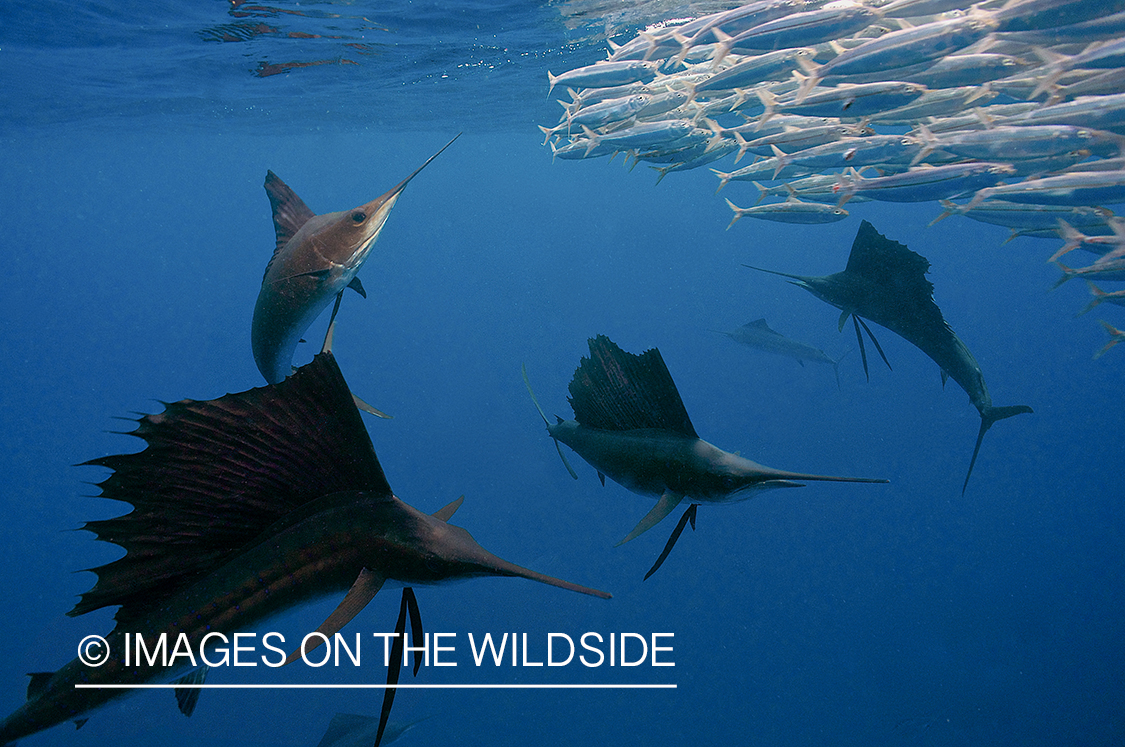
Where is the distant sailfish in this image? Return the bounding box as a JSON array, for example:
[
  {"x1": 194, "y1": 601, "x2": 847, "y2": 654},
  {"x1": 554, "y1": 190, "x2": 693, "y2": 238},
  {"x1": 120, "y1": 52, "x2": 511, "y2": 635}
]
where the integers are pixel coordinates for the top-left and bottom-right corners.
[
  {"x1": 252, "y1": 134, "x2": 460, "y2": 384},
  {"x1": 524, "y1": 335, "x2": 887, "y2": 579},
  {"x1": 717, "y1": 318, "x2": 845, "y2": 388},
  {"x1": 745, "y1": 220, "x2": 1033, "y2": 494},
  {"x1": 0, "y1": 338, "x2": 607, "y2": 747}
]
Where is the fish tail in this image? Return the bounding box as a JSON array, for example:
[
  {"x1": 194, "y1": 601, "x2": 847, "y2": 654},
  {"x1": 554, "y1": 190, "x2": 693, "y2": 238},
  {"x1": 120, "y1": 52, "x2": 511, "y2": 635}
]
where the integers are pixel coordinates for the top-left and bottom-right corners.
[
  {"x1": 1029, "y1": 55, "x2": 1066, "y2": 100},
  {"x1": 724, "y1": 198, "x2": 746, "y2": 230},
  {"x1": 794, "y1": 55, "x2": 819, "y2": 102},
  {"x1": 1077, "y1": 280, "x2": 1105, "y2": 316},
  {"x1": 963, "y1": 404, "x2": 1034, "y2": 494},
  {"x1": 1048, "y1": 220, "x2": 1084, "y2": 262},
  {"x1": 1050, "y1": 260, "x2": 1076, "y2": 289},
  {"x1": 752, "y1": 180, "x2": 770, "y2": 205},
  {"x1": 711, "y1": 168, "x2": 732, "y2": 194},
  {"x1": 756, "y1": 88, "x2": 778, "y2": 129},
  {"x1": 963, "y1": 187, "x2": 991, "y2": 211},
  {"x1": 708, "y1": 28, "x2": 733, "y2": 69},
  {"x1": 911, "y1": 122, "x2": 937, "y2": 167},
  {"x1": 733, "y1": 132, "x2": 750, "y2": 164},
  {"x1": 1094, "y1": 320, "x2": 1125, "y2": 359},
  {"x1": 768, "y1": 143, "x2": 788, "y2": 179},
  {"x1": 928, "y1": 198, "x2": 962, "y2": 227}
]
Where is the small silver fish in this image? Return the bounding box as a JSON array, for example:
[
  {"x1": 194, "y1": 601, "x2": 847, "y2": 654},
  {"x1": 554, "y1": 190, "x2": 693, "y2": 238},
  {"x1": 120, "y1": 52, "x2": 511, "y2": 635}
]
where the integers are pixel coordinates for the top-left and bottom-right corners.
[
  {"x1": 798, "y1": 13, "x2": 997, "y2": 91},
  {"x1": 547, "y1": 60, "x2": 658, "y2": 96},
  {"x1": 1050, "y1": 217, "x2": 1125, "y2": 262},
  {"x1": 725, "y1": 195, "x2": 848, "y2": 226},
  {"x1": 581, "y1": 120, "x2": 696, "y2": 152},
  {"x1": 967, "y1": 169, "x2": 1125, "y2": 209},
  {"x1": 710, "y1": 3, "x2": 878, "y2": 62},
  {"x1": 769, "y1": 134, "x2": 923, "y2": 177},
  {"x1": 763, "y1": 80, "x2": 927, "y2": 120},
  {"x1": 1078, "y1": 281, "x2": 1125, "y2": 316},
  {"x1": 834, "y1": 162, "x2": 1015, "y2": 205}
]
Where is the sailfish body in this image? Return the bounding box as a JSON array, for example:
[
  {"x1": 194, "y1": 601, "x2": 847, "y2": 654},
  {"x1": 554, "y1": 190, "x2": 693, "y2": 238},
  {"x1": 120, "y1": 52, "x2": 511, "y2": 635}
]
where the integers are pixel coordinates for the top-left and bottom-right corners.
[
  {"x1": 0, "y1": 352, "x2": 607, "y2": 745},
  {"x1": 547, "y1": 422, "x2": 835, "y2": 503},
  {"x1": 746, "y1": 220, "x2": 1032, "y2": 493},
  {"x1": 530, "y1": 335, "x2": 888, "y2": 579},
  {"x1": 252, "y1": 135, "x2": 459, "y2": 384}
]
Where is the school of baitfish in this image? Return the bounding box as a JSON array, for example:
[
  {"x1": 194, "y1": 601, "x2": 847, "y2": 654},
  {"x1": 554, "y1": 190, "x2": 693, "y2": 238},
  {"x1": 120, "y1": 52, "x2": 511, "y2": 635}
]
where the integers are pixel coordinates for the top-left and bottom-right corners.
[{"x1": 540, "y1": 0, "x2": 1125, "y2": 354}]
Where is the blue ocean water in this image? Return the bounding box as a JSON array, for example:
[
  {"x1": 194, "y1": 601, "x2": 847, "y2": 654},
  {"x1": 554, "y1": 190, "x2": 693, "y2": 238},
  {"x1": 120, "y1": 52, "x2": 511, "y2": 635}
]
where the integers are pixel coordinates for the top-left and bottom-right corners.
[{"x1": 1, "y1": 1, "x2": 1123, "y2": 746}]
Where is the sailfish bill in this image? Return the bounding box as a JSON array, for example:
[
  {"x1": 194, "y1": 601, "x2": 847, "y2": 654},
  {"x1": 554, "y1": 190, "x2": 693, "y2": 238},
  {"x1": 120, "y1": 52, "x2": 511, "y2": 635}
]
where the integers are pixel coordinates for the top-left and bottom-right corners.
[
  {"x1": 745, "y1": 220, "x2": 1032, "y2": 493},
  {"x1": 0, "y1": 347, "x2": 607, "y2": 747},
  {"x1": 525, "y1": 335, "x2": 888, "y2": 578},
  {"x1": 252, "y1": 134, "x2": 460, "y2": 384}
]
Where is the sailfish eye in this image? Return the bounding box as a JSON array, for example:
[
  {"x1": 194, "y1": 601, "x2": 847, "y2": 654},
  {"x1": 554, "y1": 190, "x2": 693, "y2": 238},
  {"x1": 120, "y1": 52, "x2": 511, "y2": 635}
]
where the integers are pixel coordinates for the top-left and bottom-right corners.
[{"x1": 351, "y1": 211, "x2": 366, "y2": 223}]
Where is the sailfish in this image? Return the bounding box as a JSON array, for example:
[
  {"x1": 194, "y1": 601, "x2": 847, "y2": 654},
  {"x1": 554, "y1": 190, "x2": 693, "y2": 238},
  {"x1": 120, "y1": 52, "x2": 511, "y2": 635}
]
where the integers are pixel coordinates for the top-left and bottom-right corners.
[
  {"x1": 524, "y1": 335, "x2": 888, "y2": 580},
  {"x1": 252, "y1": 134, "x2": 459, "y2": 385},
  {"x1": 0, "y1": 337, "x2": 608, "y2": 747},
  {"x1": 745, "y1": 220, "x2": 1033, "y2": 494}
]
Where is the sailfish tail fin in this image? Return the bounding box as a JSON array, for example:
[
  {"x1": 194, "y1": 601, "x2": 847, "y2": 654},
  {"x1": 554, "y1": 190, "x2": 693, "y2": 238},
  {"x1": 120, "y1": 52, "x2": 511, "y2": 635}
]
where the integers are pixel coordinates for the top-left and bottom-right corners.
[{"x1": 963, "y1": 404, "x2": 1034, "y2": 494}]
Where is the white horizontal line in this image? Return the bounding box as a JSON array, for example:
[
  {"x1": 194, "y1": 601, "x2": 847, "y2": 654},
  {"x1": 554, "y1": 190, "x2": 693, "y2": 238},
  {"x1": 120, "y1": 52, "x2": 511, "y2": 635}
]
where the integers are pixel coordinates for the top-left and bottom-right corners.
[{"x1": 76, "y1": 683, "x2": 676, "y2": 690}]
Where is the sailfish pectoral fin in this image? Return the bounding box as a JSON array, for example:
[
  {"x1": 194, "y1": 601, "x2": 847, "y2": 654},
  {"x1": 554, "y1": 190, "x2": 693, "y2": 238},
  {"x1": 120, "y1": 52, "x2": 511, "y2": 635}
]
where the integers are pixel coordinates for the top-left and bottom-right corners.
[
  {"x1": 521, "y1": 363, "x2": 578, "y2": 479},
  {"x1": 616, "y1": 491, "x2": 684, "y2": 547},
  {"x1": 322, "y1": 315, "x2": 339, "y2": 354},
  {"x1": 347, "y1": 276, "x2": 366, "y2": 298},
  {"x1": 326, "y1": 292, "x2": 346, "y2": 344},
  {"x1": 556, "y1": 442, "x2": 579, "y2": 480},
  {"x1": 352, "y1": 394, "x2": 392, "y2": 419},
  {"x1": 644, "y1": 504, "x2": 698, "y2": 581},
  {"x1": 375, "y1": 588, "x2": 423, "y2": 747},
  {"x1": 283, "y1": 568, "x2": 386, "y2": 665}
]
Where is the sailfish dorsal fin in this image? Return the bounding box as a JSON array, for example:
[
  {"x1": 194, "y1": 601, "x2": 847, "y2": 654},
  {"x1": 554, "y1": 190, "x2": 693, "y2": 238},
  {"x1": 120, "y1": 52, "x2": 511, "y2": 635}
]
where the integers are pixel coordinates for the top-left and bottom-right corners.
[
  {"x1": 845, "y1": 220, "x2": 934, "y2": 300},
  {"x1": 567, "y1": 335, "x2": 698, "y2": 438},
  {"x1": 745, "y1": 318, "x2": 779, "y2": 335},
  {"x1": 845, "y1": 220, "x2": 951, "y2": 339},
  {"x1": 263, "y1": 171, "x2": 317, "y2": 258},
  {"x1": 73, "y1": 351, "x2": 391, "y2": 630}
]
